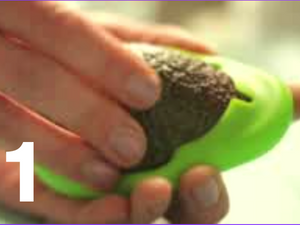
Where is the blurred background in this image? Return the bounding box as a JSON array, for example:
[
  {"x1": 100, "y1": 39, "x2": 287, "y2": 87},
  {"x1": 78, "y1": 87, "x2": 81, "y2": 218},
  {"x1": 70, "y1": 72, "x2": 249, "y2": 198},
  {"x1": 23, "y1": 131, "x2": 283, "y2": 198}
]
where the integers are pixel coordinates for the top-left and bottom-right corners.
[
  {"x1": 1, "y1": 1, "x2": 300, "y2": 224},
  {"x1": 69, "y1": 0, "x2": 300, "y2": 82}
]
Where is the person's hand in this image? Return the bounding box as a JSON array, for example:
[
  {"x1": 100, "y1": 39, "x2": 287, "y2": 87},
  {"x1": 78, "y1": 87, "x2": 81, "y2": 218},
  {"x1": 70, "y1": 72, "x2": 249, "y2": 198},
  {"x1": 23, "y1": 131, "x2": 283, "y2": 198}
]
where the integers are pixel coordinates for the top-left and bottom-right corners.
[
  {"x1": 290, "y1": 83, "x2": 300, "y2": 120},
  {"x1": 0, "y1": 1, "x2": 228, "y2": 224},
  {"x1": 0, "y1": 1, "x2": 162, "y2": 191},
  {"x1": 96, "y1": 13, "x2": 215, "y2": 55}
]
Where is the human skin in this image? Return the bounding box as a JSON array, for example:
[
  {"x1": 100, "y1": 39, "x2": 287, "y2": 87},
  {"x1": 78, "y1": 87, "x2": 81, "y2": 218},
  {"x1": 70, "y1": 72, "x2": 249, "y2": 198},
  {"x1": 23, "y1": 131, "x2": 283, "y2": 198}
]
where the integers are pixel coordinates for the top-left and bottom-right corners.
[
  {"x1": 290, "y1": 83, "x2": 300, "y2": 120},
  {"x1": 1, "y1": 2, "x2": 297, "y2": 224},
  {"x1": 0, "y1": 1, "x2": 228, "y2": 224}
]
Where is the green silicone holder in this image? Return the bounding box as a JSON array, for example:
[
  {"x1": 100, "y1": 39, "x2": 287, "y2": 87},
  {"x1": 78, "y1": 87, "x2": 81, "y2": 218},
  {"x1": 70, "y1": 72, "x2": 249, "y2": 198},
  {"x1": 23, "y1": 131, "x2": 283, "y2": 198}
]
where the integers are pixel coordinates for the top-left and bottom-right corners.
[{"x1": 35, "y1": 48, "x2": 294, "y2": 199}]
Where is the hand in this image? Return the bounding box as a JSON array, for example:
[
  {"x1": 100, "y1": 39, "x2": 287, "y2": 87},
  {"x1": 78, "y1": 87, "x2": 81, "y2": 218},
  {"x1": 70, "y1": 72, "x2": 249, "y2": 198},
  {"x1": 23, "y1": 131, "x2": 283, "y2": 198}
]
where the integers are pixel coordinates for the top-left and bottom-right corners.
[
  {"x1": 290, "y1": 83, "x2": 300, "y2": 120},
  {"x1": 0, "y1": 1, "x2": 161, "y2": 190},
  {"x1": 0, "y1": 1, "x2": 226, "y2": 224},
  {"x1": 97, "y1": 12, "x2": 215, "y2": 54}
]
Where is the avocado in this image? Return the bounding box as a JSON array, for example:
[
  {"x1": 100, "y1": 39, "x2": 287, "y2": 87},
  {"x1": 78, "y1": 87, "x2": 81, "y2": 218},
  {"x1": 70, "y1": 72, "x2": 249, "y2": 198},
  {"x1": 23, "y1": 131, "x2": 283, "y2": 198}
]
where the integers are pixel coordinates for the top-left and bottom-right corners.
[{"x1": 129, "y1": 44, "x2": 244, "y2": 171}]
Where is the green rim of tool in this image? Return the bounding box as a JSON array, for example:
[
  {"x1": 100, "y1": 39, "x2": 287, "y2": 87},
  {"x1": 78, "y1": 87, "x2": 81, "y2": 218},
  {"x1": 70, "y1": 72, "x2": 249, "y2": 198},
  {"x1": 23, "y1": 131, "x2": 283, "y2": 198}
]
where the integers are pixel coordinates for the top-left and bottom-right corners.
[{"x1": 35, "y1": 47, "x2": 294, "y2": 199}]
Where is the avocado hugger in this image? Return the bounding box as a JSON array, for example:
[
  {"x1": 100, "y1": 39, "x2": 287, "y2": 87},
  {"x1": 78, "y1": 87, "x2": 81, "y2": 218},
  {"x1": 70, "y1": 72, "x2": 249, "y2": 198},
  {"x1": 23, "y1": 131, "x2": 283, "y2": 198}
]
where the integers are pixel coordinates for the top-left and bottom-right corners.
[
  {"x1": 129, "y1": 44, "x2": 249, "y2": 171},
  {"x1": 35, "y1": 44, "x2": 294, "y2": 199}
]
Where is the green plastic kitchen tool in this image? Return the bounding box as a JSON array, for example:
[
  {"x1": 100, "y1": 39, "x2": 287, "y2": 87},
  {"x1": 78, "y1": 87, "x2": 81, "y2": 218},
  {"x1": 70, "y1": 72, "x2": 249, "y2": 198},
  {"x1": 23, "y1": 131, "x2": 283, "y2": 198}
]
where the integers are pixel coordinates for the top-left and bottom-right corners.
[{"x1": 35, "y1": 45, "x2": 294, "y2": 199}]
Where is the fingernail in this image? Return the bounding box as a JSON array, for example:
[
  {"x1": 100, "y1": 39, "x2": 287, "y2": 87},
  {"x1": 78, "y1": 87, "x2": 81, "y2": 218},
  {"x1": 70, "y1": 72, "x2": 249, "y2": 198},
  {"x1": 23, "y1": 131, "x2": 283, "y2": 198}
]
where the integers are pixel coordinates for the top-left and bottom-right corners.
[
  {"x1": 133, "y1": 199, "x2": 167, "y2": 224},
  {"x1": 82, "y1": 161, "x2": 119, "y2": 191},
  {"x1": 109, "y1": 127, "x2": 145, "y2": 167},
  {"x1": 192, "y1": 177, "x2": 220, "y2": 209},
  {"x1": 126, "y1": 74, "x2": 161, "y2": 107},
  {"x1": 132, "y1": 178, "x2": 171, "y2": 224}
]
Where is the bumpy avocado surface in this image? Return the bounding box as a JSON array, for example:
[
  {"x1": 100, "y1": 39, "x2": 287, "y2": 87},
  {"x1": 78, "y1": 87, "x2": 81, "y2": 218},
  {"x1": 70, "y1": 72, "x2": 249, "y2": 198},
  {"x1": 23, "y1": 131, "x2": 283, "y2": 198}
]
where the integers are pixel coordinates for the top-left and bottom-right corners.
[{"x1": 128, "y1": 44, "x2": 239, "y2": 171}]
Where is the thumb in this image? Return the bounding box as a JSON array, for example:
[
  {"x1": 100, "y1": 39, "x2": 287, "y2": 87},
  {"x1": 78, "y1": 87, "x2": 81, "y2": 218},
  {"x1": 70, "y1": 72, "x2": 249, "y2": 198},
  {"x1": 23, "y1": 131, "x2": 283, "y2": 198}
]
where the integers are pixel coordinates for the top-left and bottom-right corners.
[{"x1": 166, "y1": 166, "x2": 229, "y2": 224}]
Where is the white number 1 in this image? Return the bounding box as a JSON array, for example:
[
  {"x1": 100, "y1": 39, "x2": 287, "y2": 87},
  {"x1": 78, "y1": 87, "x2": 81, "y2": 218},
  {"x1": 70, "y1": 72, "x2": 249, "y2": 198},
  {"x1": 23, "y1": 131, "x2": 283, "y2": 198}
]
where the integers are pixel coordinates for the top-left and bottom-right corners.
[{"x1": 6, "y1": 142, "x2": 34, "y2": 202}]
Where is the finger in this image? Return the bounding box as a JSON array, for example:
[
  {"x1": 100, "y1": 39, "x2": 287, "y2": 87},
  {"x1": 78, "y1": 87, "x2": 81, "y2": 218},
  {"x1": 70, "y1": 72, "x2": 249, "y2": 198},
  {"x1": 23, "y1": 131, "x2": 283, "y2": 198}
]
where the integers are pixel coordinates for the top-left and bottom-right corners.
[
  {"x1": 0, "y1": 34, "x2": 146, "y2": 169},
  {"x1": 75, "y1": 196, "x2": 129, "y2": 224},
  {"x1": 131, "y1": 177, "x2": 172, "y2": 224},
  {"x1": 0, "y1": 1, "x2": 161, "y2": 109},
  {"x1": 96, "y1": 14, "x2": 215, "y2": 54},
  {"x1": 0, "y1": 92, "x2": 119, "y2": 191},
  {"x1": 290, "y1": 83, "x2": 300, "y2": 120},
  {"x1": 0, "y1": 152, "x2": 129, "y2": 223},
  {"x1": 166, "y1": 166, "x2": 229, "y2": 224}
]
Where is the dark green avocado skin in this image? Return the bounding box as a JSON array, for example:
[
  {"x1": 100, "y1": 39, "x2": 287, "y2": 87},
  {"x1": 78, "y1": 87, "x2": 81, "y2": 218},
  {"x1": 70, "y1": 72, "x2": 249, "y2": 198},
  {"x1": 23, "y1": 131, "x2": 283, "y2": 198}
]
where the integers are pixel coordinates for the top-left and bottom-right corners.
[{"x1": 128, "y1": 45, "x2": 238, "y2": 171}]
